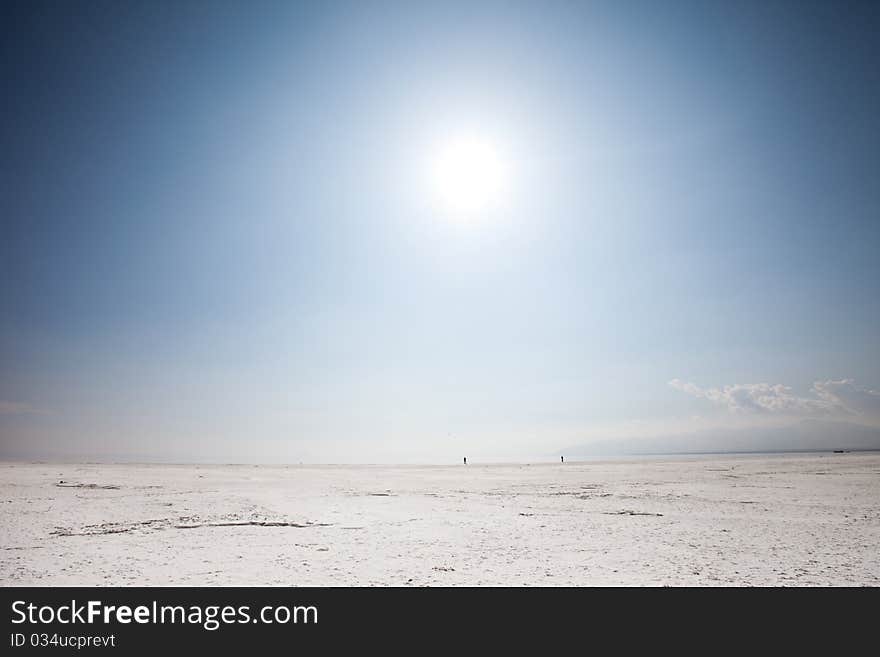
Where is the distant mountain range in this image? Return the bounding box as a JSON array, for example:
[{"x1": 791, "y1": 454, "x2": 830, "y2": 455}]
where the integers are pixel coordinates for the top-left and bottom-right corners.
[{"x1": 560, "y1": 419, "x2": 880, "y2": 457}]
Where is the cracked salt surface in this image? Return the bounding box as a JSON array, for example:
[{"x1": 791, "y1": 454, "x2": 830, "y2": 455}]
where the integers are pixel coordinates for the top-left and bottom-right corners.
[{"x1": 1, "y1": 453, "x2": 878, "y2": 586}]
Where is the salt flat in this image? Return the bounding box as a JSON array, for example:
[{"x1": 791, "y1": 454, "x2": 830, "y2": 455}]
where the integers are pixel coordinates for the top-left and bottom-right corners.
[{"x1": 1, "y1": 453, "x2": 878, "y2": 586}]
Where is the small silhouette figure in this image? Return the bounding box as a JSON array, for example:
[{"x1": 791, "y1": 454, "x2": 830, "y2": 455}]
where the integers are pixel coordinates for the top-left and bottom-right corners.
[
  {"x1": 463, "y1": 456, "x2": 467, "y2": 465},
  {"x1": 561, "y1": 455, "x2": 564, "y2": 463}
]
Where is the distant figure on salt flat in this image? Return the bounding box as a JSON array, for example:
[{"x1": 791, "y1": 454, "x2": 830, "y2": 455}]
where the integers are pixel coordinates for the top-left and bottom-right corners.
[
  {"x1": 561, "y1": 455, "x2": 564, "y2": 463},
  {"x1": 463, "y1": 456, "x2": 467, "y2": 465}
]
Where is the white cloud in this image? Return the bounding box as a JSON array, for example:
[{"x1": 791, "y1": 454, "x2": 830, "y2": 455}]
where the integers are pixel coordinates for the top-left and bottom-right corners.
[
  {"x1": 669, "y1": 378, "x2": 880, "y2": 420},
  {"x1": 812, "y1": 379, "x2": 880, "y2": 416},
  {"x1": 0, "y1": 401, "x2": 44, "y2": 416}
]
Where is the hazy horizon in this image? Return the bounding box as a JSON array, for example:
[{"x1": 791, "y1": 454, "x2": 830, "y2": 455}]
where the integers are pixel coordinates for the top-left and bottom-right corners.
[{"x1": 3, "y1": 1, "x2": 880, "y2": 463}]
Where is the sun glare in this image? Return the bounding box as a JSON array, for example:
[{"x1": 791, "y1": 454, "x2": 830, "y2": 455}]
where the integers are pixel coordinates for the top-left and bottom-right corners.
[{"x1": 431, "y1": 136, "x2": 507, "y2": 215}]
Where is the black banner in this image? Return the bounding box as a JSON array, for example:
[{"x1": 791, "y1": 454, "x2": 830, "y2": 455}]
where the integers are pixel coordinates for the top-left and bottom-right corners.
[{"x1": 0, "y1": 587, "x2": 875, "y2": 653}]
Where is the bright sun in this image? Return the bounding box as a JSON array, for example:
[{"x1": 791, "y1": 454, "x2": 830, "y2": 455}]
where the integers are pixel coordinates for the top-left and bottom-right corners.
[{"x1": 431, "y1": 136, "x2": 507, "y2": 215}]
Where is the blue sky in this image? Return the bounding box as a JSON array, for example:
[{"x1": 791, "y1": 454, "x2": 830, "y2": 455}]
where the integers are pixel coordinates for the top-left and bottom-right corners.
[{"x1": 2, "y1": 1, "x2": 879, "y2": 462}]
